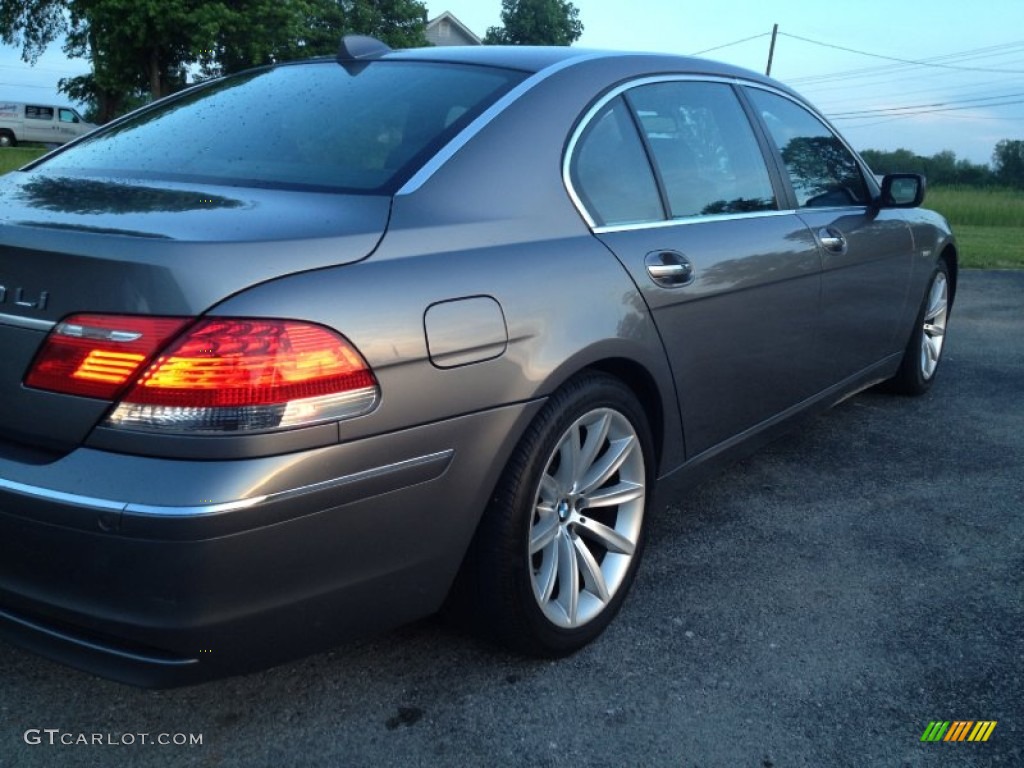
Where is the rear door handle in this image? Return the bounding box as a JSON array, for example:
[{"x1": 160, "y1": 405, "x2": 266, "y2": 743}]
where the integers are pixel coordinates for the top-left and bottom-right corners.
[
  {"x1": 818, "y1": 227, "x2": 847, "y2": 254},
  {"x1": 645, "y1": 251, "x2": 694, "y2": 287}
]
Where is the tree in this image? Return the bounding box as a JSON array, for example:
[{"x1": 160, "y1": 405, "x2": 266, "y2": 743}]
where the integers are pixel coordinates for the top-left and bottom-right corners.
[
  {"x1": 861, "y1": 147, "x2": 994, "y2": 187},
  {"x1": 484, "y1": 0, "x2": 582, "y2": 45},
  {"x1": 993, "y1": 139, "x2": 1024, "y2": 189},
  {"x1": 1, "y1": 0, "x2": 428, "y2": 123}
]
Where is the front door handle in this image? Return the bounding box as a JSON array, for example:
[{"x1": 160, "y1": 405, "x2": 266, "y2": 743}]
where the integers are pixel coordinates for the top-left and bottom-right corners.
[{"x1": 645, "y1": 251, "x2": 694, "y2": 287}]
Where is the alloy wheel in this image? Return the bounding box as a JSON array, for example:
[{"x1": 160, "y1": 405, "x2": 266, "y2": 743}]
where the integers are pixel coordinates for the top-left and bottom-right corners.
[{"x1": 528, "y1": 407, "x2": 646, "y2": 628}]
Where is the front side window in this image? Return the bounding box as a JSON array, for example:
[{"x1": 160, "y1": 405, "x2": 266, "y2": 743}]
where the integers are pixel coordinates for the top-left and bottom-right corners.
[
  {"x1": 58, "y1": 109, "x2": 79, "y2": 124},
  {"x1": 746, "y1": 88, "x2": 870, "y2": 208},
  {"x1": 36, "y1": 61, "x2": 525, "y2": 194},
  {"x1": 627, "y1": 81, "x2": 777, "y2": 218}
]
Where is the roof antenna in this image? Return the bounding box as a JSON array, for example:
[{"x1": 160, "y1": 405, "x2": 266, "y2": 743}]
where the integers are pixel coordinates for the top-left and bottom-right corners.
[{"x1": 337, "y1": 35, "x2": 391, "y2": 74}]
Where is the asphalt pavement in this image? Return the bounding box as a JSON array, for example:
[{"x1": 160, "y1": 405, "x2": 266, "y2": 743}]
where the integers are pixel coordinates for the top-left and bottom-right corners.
[{"x1": 1, "y1": 269, "x2": 1021, "y2": 768}]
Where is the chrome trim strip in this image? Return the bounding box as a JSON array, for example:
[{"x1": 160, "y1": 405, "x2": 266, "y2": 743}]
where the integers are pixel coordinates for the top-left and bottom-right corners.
[
  {"x1": 397, "y1": 52, "x2": 614, "y2": 196},
  {"x1": 594, "y1": 209, "x2": 795, "y2": 234},
  {"x1": 124, "y1": 496, "x2": 269, "y2": 517},
  {"x1": 0, "y1": 450, "x2": 454, "y2": 519},
  {"x1": 0, "y1": 312, "x2": 55, "y2": 332},
  {"x1": 0, "y1": 478, "x2": 126, "y2": 512}
]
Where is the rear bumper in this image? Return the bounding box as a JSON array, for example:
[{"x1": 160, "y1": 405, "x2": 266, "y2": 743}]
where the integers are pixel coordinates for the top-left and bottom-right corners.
[{"x1": 0, "y1": 401, "x2": 540, "y2": 687}]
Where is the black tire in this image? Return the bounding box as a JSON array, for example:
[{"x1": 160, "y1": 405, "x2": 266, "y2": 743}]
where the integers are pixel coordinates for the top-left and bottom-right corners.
[
  {"x1": 885, "y1": 260, "x2": 952, "y2": 395},
  {"x1": 458, "y1": 371, "x2": 655, "y2": 656},
  {"x1": 0, "y1": 131, "x2": 16, "y2": 148}
]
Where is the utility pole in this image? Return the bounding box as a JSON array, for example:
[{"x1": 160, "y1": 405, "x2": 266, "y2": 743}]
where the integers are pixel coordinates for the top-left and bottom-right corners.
[{"x1": 766, "y1": 23, "x2": 778, "y2": 76}]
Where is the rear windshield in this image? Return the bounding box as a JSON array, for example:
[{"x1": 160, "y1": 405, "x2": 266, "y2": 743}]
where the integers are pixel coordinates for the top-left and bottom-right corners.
[{"x1": 36, "y1": 61, "x2": 526, "y2": 194}]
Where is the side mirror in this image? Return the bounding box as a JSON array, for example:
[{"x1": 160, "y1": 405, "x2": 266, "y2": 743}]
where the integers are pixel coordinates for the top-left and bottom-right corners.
[{"x1": 878, "y1": 173, "x2": 926, "y2": 208}]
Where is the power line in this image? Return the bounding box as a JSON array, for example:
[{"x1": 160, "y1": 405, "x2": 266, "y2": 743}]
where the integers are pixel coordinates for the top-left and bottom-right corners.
[
  {"x1": 779, "y1": 32, "x2": 1024, "y2": 74},
  {"x1": 788, "y1": 41, "x2": 1024, "y2": 86},
  {"x1": 829, "y1": 91, "x2": 1024, "y2": 118},
  {"x1": 831, "y1": 98, "x2": 1024, "y2": 122},
  {"x1": 689, "y1": 33, "x2": 770, "y2": 57}
]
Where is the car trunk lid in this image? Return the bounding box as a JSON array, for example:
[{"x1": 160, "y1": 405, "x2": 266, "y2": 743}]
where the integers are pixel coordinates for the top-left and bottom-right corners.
[{"x1": 0, "y1": 171, "x2": 391, "y2": 451}]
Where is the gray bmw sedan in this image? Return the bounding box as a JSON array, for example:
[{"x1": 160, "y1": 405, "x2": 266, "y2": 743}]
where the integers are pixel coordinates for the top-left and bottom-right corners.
[{"x1": 0, "y1": 37, "x2": 956, "y2": 686}]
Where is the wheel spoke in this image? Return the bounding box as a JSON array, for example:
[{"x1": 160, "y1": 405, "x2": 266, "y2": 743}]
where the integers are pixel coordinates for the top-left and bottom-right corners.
[
  {"x1": 582, "y1": 480, "x2": 644, "y2": 510},
  {"x1": 535, "y1": 532, "x2": 559, "y2": 603},
  {"x1": 576, "y1": 412, "x2": 611, "y2": 483},
  {"x1": 925, "y1": 279, "x2": 947, "y2": 321},
  {"x1": 924, "y1": 334, "x2": 941, "y2": 364},
  {"x1": 538, "y1": 472, "x2": 561, "y2": 504},
  {"x1": 555, "y1": 428, "x2": 581, "y2": 492},
  {"x1": 556, "y1": 529, "x2": 579, "y2": 623},
  {"x1": 575, "y1": 516, "x2": 636, "y2": 556},
  {"x1": 578, "y1": 435, "x2": 636, "y2": 496},
  {"x1": 530, "y1": 512, "x2": 560, "y2": 555},
  {"x1": 573, "y1": 534, "x2": 610, "y2": 603}
]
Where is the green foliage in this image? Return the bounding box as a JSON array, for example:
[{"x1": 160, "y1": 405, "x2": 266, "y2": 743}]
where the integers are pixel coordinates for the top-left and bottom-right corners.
[
  {"x1": 860, "y1": 147, "x2": 994, "y2": 187},
  {"x1": 484, "y1": 0, "x2": 582, "y2": 45},
  {"x1": 340, "y1": 0, "x2": 428, "y2": 49},
  {"x1": 1, "y1": 0, "x2": 428, "y2": 122},
  {"x1": 992, "y1": 139, "x2": 1024, "y2": 189}
]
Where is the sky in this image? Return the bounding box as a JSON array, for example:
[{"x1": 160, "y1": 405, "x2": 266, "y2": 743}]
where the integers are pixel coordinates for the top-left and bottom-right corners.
[{"x1": 1, "y1": 0, "x2": 1021, "y2": 165}]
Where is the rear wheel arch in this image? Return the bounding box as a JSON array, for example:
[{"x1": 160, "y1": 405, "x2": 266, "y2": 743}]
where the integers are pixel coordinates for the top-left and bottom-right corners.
[{"x1": 584, "y1": 358, "x2": 665, "y2": 474}]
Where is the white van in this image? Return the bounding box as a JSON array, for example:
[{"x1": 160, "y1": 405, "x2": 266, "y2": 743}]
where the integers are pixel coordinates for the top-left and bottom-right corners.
[{"x1": 0, "y1": 101, "x2": 96, "y2": 147}]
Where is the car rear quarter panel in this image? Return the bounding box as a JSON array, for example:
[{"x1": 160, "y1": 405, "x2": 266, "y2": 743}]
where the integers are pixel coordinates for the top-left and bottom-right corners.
[{"x1": 194, "y1": 56, "x2": 690, "y2": 476}]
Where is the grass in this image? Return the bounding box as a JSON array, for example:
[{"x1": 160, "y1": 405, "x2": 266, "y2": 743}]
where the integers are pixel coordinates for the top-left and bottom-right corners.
[
  {"x1": 927, "y1": 186, "x2": 1024, "y2": 269},
  {"x1": 927, "y1": 186, "x2": 1024, "y2": 228},
  {"x1": 945, "y1": 225, "x2": 1023, "y2": 270},
  {"x1": 0, "y1": 146, "x2": 49, "y2": 174}
]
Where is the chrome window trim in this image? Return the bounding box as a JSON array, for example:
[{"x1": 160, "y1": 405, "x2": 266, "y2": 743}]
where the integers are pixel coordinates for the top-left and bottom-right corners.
[
  {"x1": 0, "y1": 450, "x2": 453, "y2": 519},
  {"x1": 593, "y1": 208, "x2": 797, "y2": 234},
  {"x1": 562, "y1": 74, "x2": 779, "y2": 230},
  {"x1": 0, "y1": 312, "x2": 55, "y2": 332},
  {"x1": 398, "y1": 52, "x2": 616, "y2": 196}
]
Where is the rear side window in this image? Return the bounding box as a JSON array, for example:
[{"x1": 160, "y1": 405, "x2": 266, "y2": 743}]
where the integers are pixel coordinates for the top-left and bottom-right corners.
[
  {"x1": 26, "y1": 105, "x2": 54, "y2": 120},
  {"x1": 37, "y1": 61, "x2": 525, "y2": 194},
  {"x1": 569, "y1": 97, "x2": 664, "y2": 227},
  {"x1": 746, "y1": 88, "x2": 870, "y2": 208},
  {"x1": 627, "y1": 81, "x2": 777, "y2": 218}
]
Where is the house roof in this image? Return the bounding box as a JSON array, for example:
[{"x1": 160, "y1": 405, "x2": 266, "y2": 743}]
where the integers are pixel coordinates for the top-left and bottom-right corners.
[{"x1": 426, "y1": 11, "x2": 483, "y2": 46}]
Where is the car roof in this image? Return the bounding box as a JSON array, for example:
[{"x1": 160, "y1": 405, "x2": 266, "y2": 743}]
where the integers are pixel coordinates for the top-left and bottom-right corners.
[{"x1": 341, "y1": 43, "x2": 782, "y2": 89}]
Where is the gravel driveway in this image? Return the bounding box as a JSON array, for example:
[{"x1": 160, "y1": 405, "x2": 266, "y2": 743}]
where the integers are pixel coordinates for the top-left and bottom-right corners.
[{"x1": 2, "y1": 269, "x2": 1021, "y2": 768}]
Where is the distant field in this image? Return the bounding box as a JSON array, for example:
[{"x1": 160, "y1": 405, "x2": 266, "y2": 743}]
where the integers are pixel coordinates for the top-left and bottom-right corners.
[
  {"x1": 0, "y1": 146, "x2": 48, "y2": 174},
  {"x1": 927, "y1": 186, "x2": 1024, "y2": 269}
]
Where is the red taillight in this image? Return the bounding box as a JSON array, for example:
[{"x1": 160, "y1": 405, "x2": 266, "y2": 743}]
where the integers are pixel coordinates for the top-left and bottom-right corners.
[
  {"x1": 24, "y1": 315, "x2": 191, "y2": 400},
  {"x1": 26, "y1": 315, "x2": 379, "y2": 433}
]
